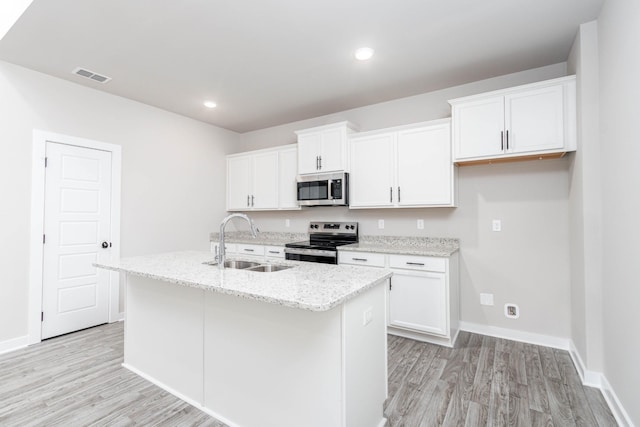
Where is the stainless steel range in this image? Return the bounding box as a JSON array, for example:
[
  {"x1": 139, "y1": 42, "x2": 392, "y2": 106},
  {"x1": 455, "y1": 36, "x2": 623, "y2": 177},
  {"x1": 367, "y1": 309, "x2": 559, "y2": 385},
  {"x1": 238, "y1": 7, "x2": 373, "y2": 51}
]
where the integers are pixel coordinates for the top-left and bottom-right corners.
[{"x1": 284, "y1": 222, "x2": 358, "y2": 264}]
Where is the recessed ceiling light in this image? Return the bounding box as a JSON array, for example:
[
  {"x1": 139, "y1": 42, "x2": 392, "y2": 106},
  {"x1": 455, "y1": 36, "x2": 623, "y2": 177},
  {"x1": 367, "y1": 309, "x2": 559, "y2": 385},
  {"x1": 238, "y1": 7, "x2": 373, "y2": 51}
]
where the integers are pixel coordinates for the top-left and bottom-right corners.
[
  {"x1": 354, "y1": 47, "x2": 374, "y2": 61},
  {"x1": 203, "y1": 100, "x2": 217, "y2": 108}
]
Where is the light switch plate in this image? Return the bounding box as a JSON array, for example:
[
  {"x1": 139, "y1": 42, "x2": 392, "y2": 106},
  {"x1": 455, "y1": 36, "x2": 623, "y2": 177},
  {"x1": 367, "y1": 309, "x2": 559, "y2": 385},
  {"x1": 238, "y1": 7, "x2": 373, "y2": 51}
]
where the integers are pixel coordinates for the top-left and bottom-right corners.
[
  {"x1": 417, "y1": 219, "x2": 424, "y2": 229},
  {"x1": 378, "y1": 219, "x2": 385, "y2": 229},
  {"x1": 492, "y1": 219, "x2": 502, "y2": 232},
  {"x1": 285, "y1": 219, "x2": 290, "y2": 227}
]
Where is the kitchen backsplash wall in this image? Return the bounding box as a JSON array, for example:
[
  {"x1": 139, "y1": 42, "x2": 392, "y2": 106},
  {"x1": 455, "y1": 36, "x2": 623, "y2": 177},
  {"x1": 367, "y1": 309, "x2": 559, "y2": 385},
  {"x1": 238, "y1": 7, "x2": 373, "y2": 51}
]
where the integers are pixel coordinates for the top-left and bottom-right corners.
[{"x1": 236, "y1": 62, "x2": 572, "y2": 342}]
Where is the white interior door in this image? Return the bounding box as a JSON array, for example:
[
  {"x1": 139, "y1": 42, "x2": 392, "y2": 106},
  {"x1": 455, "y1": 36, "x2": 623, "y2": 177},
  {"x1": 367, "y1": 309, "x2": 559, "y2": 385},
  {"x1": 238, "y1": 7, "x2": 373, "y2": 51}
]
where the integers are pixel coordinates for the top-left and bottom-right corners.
[{"x1": 42, "y1": 142, "x2": 112, "y2": 339}]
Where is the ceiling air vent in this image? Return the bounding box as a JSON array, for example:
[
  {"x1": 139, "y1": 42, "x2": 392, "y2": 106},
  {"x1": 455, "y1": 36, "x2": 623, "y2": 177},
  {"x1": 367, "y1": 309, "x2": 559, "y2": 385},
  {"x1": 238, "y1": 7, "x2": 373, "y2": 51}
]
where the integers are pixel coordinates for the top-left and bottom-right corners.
[{"x1": 72, "y1": 67, "x2": 112, "y2": 84}]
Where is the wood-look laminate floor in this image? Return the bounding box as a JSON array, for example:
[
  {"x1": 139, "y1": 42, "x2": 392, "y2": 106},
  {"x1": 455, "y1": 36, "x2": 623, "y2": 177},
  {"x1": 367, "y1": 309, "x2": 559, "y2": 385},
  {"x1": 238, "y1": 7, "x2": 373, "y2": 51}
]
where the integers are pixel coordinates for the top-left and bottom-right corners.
[{"x1": 0, "y1": 322, "x2": 616, "y2": 426}]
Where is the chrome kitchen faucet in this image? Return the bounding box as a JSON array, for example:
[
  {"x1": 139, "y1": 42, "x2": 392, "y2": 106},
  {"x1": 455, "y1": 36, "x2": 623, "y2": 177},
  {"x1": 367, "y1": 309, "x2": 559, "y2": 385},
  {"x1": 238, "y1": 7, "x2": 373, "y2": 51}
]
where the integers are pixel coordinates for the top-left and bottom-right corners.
[{"x1": 217, "y1": 213, "x2": 259, "y2": 269}]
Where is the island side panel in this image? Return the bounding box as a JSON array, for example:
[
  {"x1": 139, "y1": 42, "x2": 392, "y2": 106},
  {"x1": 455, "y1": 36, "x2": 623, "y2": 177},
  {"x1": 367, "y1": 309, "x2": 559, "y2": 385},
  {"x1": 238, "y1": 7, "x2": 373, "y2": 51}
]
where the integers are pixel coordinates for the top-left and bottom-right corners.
[
  {"x1": 124, "y1": 275, "x2": 205, "y2": 404},
  {"x1": 203, "y1": 292, "x2": 343, "y2": 427},
  {"x1": 343, "y1": 279, "x2": 388, "y2": 427}
]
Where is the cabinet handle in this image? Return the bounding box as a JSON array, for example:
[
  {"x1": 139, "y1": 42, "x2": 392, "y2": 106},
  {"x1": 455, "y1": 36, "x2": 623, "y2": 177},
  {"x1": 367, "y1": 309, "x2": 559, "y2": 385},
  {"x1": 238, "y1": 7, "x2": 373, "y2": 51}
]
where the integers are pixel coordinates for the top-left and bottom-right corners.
[
  {"x1": 398, "y1": 187, "x2": 401, "y2": 203},
  {"x1": 268, "y1": 250, "x2": 279, "y2": 254},
  {"x1": 247, "y1": 195, "x2": 250, "y2": 207},
  {"x1": 406, "y1": 262, "x2": 425, "y2": 266},
  {"x1": 244, "y1": 248, "x2": 255, "y2": 252},
  {"x1": 506, "y1": 130, "x2": 510, "y2": 150},
  {"x1": 251, "y1": 195, "x2": 255, "y2": 206},
  {"x1": 352, "y1": 257, "x2": 368, "y2": 262},
  {"x1": 316, "y1": 156, "x2": 320, "y2": 170},
  {"x1": 501, "y1": 131, "x2": 504, "y2": 151},
  {"x1": 318, "y1": 156, "x2": 322, "y2": 170},
  {"x1": 390, "y1": 187, "x2": 393, "y2": 203}
]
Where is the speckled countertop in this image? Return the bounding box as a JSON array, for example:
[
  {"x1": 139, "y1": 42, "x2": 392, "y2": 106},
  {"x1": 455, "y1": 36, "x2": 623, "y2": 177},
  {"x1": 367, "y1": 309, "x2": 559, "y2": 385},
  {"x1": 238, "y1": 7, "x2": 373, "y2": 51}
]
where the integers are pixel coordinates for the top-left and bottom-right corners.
[
  {"x1": 95, "y1": 251, "x2": 391, "y2": 312},
  {"x1": 210, "y1": 231, "x2": 459, "y2": 257},
  {"x1": 209, "y1": 231, "x2": 307, "y2": 246},
  {"x1": 339, "y1": 236, "x2": 460, "y2": 257}
]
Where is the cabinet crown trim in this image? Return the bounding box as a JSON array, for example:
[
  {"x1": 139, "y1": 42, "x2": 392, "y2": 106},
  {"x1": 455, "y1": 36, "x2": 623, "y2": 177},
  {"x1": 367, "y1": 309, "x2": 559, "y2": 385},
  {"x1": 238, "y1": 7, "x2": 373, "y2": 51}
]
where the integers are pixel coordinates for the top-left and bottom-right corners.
[
  {"x1": 294, "y1": 121, "x2": 359, "y2": 136},
  {"x1": 348, "y1": 117, "x2": 451, "y2": 140},
  {"x1": 447, "y1": 75, "x2": 576, "y2": 106},
  {"x1": 226, "y1": 143, "x2": 296, "y2": 159}
]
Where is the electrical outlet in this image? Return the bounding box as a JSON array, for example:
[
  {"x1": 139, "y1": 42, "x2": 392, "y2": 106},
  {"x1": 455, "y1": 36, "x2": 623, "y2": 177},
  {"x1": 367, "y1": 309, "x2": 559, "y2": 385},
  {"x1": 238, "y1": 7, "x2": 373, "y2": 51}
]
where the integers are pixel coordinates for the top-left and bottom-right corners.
[
  {"x1": 505, "y1": 303, "x2": 519, "y2": 319},
  {"x1": 363, "y1": 307, "x2": 373, "y2": 326},
  {"x1": 417, "y1": 219, "x2": 424, "y2": 230},
  {"x1": 480, "y1": 293, "x2": 494, "y2": 306},
  {"x1": 378, "y1": 219, "x2": 385, "y2": 229},
  {"x1": 285, "y1": 219, "x2": 290, "y2": 228},
  {"x1": 492, "y1": 219, "x2": 502, "y2": 232}
]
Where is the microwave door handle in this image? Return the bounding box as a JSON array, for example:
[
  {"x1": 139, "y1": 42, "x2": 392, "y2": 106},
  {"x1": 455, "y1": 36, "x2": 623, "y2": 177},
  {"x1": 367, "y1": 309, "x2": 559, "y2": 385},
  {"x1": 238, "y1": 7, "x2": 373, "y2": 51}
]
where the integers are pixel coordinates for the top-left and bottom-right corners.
[{"x1": 329, "y1": 180, "x2": 335, "y2": 199}]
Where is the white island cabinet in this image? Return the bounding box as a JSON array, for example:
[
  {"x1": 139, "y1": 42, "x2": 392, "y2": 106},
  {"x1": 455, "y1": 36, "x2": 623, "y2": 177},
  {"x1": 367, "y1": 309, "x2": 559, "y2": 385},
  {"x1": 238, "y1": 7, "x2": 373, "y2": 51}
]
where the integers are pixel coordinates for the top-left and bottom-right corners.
[{"x1": 97, "y1": 251, "x2": 391, "y2": 427}]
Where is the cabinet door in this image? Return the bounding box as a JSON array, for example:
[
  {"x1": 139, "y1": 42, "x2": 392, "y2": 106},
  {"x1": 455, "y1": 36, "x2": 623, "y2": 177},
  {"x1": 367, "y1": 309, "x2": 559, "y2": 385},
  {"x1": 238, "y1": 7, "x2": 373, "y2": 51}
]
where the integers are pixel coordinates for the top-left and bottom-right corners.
[
  {"x1": 227, "y1": 155, "x2": 252, "y2": 210},
  {"x1": 297, "y1": 133, "x2": 321, "y2": 174},
  {"x1": 389, "y1": 271, "x2": 448, "y2": 336},
  {"x1": 252, "y1": 151, "x2": 279, "y2": 209},
  {"x1": 505, "y1": 85, "x2": 565, "y2": 154},
  {"x1": 452, "y1": 96, "x2": 505, "y2": 160},
  {"x1": 319, "y1": 127, "x2": 345, "y2": 172},
  {"x1": 348, "y1": 133, "x2": 395, "y2": 207},
  {"x1": 397, "y1": 124, "x2": 453, "y2": 206},
  {"x1": 278, "y1": 146, "x2": 300, "y2": 209}
]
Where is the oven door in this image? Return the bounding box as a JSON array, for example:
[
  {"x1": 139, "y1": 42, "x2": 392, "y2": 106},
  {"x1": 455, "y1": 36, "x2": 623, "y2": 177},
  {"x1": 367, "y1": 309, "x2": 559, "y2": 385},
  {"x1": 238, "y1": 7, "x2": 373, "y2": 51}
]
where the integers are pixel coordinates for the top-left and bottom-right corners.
[{"x1": 284, "y1": 247, "x2": 337, "y2": 264}]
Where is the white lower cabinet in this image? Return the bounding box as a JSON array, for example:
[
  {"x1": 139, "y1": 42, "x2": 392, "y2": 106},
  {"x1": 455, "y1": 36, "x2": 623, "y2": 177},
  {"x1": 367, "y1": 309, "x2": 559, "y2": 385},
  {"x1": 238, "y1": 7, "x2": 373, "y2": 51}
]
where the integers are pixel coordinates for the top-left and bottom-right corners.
[
  {"x1": 339, "y1": 250, "x2": 459, "y2": 347},
  {"x1": 264, "y1": 245, "x2": 285, "y2": 259},
  {"x1": 389, "y1": 269, "x2": 447, "y2": 336}
]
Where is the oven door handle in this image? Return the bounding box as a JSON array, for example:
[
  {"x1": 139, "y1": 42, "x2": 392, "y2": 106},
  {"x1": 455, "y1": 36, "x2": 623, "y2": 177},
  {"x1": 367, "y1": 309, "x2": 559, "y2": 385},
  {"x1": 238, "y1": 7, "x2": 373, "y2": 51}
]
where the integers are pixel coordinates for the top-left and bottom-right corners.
[{"x1": 284, "y1": 247, "x2": 337, "y2": 258}]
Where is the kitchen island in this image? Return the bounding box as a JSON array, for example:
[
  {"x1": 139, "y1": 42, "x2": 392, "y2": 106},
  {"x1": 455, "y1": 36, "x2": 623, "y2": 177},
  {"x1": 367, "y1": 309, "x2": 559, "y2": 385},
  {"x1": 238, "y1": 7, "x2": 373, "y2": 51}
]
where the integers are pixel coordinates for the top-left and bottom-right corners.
[{"x1": 96, "y1": 251, "x2": 392, "y2": 427}]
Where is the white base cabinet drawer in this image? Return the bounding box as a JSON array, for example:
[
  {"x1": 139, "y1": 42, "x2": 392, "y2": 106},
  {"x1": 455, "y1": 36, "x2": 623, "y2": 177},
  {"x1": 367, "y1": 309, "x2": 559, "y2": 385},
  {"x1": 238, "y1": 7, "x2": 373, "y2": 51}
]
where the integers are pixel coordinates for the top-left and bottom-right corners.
[
  {"x1": 338, "y1": 251, "x2": 385, "y2": 267},
  {"x1": 389, "y1": 254, "x2": 446, "y2": 272},
  {"x1": 236, "y1": 244, "x2": 265, "y2": 256},
  {"x1": 211, "y1": 242, "x2": 237, "y2": 255},
  {"x1": 264, "y1": 246, "x2": 285, "y2": 259}
]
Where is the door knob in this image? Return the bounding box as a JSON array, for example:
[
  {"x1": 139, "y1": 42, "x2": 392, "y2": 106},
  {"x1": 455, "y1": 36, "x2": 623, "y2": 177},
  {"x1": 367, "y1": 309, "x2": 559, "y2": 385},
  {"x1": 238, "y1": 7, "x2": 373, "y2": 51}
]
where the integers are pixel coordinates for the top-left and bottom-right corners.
[{"x1": 101, "y1": 241, "x2": 110, "y2": 249}]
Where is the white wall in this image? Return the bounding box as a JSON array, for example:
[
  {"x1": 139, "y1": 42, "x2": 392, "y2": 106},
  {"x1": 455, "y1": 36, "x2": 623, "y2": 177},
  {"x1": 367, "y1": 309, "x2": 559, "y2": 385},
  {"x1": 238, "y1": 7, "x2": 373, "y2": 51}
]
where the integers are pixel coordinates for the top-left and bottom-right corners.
[
  {"x1": 567, "y1": 21, "x2": 604, "y2": 374},
  {"x1": 239, "y1": 64, "x2": 574, "y2": 339},
  {"x1": 0, "y1": 60, "x2": 238, "y2": 343},
  {"x1": 597, "y1": 0, "x2": 640, "y2": 424}
]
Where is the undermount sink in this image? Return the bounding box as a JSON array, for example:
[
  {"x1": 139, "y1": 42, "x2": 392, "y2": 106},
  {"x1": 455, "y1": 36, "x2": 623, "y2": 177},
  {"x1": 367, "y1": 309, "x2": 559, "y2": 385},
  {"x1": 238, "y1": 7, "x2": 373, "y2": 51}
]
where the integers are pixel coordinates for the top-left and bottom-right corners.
[
  {"x1": 223, "y1": 260, "x2": 261, "y2": 269},
  {"x1": 245, "y1": 264, "x2": 292, "y2": 273},
  {"x1": 204, "y1": 259, "x2": 292, "y2": 272}
]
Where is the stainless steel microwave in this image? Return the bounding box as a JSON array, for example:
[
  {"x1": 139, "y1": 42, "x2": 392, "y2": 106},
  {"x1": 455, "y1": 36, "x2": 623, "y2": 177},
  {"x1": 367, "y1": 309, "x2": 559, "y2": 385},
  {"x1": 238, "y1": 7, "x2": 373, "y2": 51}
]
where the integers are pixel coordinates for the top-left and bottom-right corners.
[{"x1": 296, "y1": 172, "x2": 348, "y2": 206}]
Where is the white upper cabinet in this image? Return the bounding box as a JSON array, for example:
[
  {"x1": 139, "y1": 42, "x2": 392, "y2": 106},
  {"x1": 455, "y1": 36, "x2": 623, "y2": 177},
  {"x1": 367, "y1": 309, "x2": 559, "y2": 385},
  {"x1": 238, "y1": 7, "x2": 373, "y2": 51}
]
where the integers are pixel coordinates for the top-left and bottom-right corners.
[
  {"x1": 277, "y1": 146, "x2": 299, "y2": 209},
  {"x1": 295, "y1": 122, "x2": 357, "y2": 174},
  {"x1": 349, "y1": 119, "x2": 456, "y2": 209},
  {"x1": 227, "y1": 145, "x2": 300, "y2": 211},
  {"x1": 449, "y1": 76, "x2": 576, "y2": 164}
]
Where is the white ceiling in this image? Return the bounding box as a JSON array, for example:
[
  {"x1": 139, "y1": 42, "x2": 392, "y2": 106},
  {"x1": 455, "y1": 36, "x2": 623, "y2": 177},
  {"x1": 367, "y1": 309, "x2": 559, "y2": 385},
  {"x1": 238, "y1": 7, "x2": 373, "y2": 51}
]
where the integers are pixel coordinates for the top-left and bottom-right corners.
[{"x1": 0, "y1": 0, "x2": 603, "y2": 133}]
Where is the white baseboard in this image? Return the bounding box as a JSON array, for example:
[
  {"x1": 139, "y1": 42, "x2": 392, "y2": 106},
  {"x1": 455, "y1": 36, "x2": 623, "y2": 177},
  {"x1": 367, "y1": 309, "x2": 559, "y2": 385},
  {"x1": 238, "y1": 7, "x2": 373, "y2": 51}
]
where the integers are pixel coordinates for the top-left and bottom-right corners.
[
  {"x1": 568, "y1": 340, "x2": 601, "y2": 387},
  {"x1": 122, "y1": 363, "x2": 241, "y2": 427},
  {"x1": 0, "y1": 334, "x2": 29, "y2": 355},
  {"x1": 601, "y1": 375, "x2": 635, "y2": 427},
  {"x1": 458, "y1": 321, "x2": 570, "y2": 350}
]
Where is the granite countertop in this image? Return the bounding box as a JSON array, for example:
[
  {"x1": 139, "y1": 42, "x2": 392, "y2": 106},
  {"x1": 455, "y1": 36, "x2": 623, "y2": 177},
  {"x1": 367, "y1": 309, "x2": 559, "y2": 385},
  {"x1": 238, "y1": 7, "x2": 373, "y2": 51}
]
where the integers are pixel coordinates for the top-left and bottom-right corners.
[
  {"x1": 210, "y1": 231, "x2": 459, "y2": 257},
  {"x1": 339, "y1": 236, "x2": 460, "y2": 257},
  {"x1": 95, "y1": 251, "x2": 391, "y2": 312},
  {"x1": 209, "y1": 231, "x2": 307, "y2": 246}
]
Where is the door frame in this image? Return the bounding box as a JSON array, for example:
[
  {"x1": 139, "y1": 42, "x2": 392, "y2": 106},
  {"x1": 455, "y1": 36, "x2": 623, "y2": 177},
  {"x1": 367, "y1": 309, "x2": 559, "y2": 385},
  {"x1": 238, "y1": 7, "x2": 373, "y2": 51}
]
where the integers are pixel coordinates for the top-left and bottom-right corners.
[{"x1": 28, "y1": 130, "x2": 122, "y2": 345}]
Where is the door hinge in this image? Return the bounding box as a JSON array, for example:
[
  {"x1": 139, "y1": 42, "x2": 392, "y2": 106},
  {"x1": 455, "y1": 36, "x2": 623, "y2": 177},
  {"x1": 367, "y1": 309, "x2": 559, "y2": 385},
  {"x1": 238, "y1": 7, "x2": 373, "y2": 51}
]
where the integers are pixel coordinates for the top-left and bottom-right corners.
[
  {"x1": 41, "y1": 312, "x2": 44, "y2": 322},
  {"x1": 44, "y1": 157, "x2": 48, "y2": 167},
  {"x1": 43, "y1": 234, "x2": 46, "y2": 244}
]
